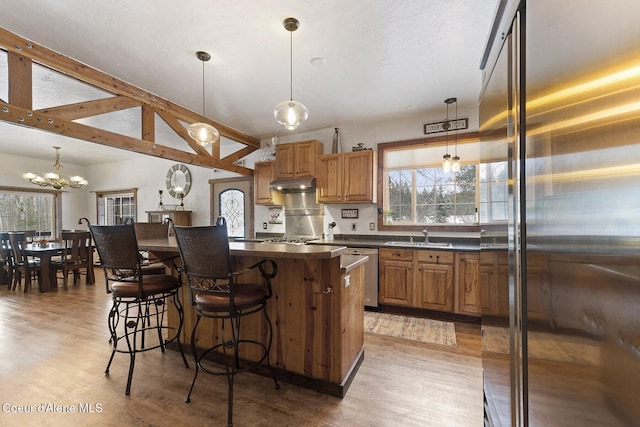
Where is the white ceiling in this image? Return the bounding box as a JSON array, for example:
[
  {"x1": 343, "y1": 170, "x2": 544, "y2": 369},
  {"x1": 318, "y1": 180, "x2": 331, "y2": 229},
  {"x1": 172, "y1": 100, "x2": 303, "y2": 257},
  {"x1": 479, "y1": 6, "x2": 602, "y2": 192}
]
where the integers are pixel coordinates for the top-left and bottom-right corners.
[{"x1": 0, "y1": 0, "x2": 497, "y2": 166}]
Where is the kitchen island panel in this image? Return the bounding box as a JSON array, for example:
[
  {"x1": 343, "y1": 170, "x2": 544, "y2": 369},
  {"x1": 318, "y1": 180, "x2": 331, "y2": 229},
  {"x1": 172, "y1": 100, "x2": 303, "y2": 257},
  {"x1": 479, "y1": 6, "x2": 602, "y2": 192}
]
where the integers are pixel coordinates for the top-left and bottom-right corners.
[{"x1": 142, "y1": 239, "x2": 364, "y2": 395}]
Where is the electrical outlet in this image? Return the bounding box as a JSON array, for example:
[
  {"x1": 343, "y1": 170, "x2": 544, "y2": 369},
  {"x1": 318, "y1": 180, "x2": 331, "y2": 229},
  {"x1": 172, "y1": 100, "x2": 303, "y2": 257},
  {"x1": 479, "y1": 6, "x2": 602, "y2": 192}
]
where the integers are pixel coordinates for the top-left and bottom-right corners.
[
  {"x1": 369, "y1": 222, "x2": 375, "y2": 231},
  {"x1": 343, "y1": 274, "x2": 351, "y2": 288},
  {"x1": 262, "y1": 222, "x2": 267, "y2": 230},
  {"x1": 351, "y1": 223, "x2": 356, "y2": 231}
]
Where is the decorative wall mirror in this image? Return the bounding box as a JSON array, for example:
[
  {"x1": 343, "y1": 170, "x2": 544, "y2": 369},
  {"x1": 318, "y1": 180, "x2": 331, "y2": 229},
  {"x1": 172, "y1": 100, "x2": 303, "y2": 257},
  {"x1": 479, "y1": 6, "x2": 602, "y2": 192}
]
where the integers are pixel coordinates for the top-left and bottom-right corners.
[{"x1": 166, "y1": 164, "x2": 192, "y2": 198}]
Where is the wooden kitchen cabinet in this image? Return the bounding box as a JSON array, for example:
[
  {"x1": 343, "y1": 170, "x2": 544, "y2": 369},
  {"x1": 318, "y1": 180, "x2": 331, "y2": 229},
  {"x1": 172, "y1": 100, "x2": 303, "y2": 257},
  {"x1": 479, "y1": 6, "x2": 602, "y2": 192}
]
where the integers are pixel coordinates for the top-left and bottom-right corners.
[
  {"x1": 379, "y1": 248, "x2": 413, "y2": 306},
  {"x1": 415, "y1": 250, "x2": 454, "y2": 311},
  {"x1": 317, "y1": 150, "x2": 377, "y2": 203},
  {"x1": 380, "y1": 248, "x2": 482, "y2": 317},
  {"x1": 275, "y1": 140, "x2": 322, "y2": 178},
  {"x1": 455, "y1": 252, "x2": 481, "y2": 317},
  {"x1": 254, "y1": 161, "x2": 283, "y2": 205}
]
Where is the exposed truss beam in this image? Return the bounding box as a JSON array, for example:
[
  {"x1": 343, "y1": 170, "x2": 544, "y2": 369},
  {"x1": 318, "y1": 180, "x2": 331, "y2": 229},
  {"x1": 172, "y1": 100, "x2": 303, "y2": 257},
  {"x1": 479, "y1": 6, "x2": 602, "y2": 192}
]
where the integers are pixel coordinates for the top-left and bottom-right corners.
[{"x1": 0, "y1": 27, "x2": 259, "y2": 175}]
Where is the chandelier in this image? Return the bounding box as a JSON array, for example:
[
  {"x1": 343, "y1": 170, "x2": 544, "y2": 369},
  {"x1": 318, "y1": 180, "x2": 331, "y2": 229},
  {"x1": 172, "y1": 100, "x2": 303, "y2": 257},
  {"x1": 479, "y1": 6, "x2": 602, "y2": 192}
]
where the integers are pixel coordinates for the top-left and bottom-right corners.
[
  {"x1": 273, "y1": 17, "x2": 309, "y2": 130},
  {"x1": 22, "y1": 146, "x2": 88, "y2": 189},
  {"x1": 188, "y1": 51, "x2": 220, "y2": 146}
]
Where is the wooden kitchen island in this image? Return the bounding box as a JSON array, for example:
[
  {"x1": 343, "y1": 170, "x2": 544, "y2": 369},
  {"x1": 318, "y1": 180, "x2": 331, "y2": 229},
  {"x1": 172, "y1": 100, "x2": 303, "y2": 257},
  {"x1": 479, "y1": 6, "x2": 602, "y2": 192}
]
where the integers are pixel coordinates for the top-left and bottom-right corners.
[{"x1": 138, "y1": 239, "x2": 367, "y2": 397}]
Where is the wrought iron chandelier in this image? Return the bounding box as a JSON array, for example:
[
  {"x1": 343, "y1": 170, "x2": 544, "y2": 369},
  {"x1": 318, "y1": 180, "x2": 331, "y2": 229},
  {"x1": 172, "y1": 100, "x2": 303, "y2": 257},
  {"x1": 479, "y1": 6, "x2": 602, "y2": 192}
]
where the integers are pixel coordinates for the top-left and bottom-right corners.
[{"x1": 22, "y1": 146, "x2": 88, "y2": 189}]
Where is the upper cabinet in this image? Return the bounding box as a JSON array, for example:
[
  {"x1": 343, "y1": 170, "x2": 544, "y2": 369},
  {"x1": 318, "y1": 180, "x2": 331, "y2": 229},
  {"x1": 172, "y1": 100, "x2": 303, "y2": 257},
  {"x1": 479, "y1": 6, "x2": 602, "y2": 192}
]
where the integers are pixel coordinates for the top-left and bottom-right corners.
[
  {"x1": 254, "y1": 161, "x2": 283, "y2": 206},
  {"x1": 275, "y1": 140, "x2": 322, "y2": 178},
  {"x1": 317, "y1": 150, "x2": 377, "y2": 203}
]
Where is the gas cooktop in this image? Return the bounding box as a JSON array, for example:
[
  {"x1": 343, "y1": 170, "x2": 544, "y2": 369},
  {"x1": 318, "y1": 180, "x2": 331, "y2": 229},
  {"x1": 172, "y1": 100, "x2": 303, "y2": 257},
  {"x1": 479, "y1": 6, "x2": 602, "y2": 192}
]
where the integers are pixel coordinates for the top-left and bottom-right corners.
[{"x1": 262, "y1": 237, "x2": 320, "y2": 245}]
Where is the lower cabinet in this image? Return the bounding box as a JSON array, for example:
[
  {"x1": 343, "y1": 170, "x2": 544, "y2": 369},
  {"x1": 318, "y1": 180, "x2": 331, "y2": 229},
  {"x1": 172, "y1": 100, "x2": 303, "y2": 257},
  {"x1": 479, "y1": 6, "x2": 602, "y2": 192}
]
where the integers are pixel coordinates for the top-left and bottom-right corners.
[
  {"x1": 416, "y1": 250, "x2": 454, "y2": 312},
  {"x1": 379, "y1": 248, "x2": 413, "y2": 306},
  {"x1": 379, "y1": 248, "x2": 480, "y2": 317}
]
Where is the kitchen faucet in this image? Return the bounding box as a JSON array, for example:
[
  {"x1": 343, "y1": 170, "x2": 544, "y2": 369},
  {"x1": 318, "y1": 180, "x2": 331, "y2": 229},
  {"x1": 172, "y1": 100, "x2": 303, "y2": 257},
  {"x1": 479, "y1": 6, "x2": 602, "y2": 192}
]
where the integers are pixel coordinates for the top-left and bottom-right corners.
[{"x1": 422, "y1": 228, "x2": 429, "y2": 243}]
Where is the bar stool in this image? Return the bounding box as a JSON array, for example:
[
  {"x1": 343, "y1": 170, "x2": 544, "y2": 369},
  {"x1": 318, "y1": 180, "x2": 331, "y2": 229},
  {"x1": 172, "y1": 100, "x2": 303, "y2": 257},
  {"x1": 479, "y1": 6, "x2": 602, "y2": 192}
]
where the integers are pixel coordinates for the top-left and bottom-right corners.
[
  {"x1": 173, "y1": 218, "x2": 279, "y2": 427},
  {"x1": 88, "y1": 222, "x2": 188, "y2": 395}
]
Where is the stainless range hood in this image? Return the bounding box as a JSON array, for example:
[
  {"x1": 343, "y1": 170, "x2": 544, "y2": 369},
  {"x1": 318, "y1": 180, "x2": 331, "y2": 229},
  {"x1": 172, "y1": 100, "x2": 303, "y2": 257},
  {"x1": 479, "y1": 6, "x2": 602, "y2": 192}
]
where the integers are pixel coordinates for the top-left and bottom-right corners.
[{"x1": 269, "y1": 177, "x2": 316, "y2": 190}]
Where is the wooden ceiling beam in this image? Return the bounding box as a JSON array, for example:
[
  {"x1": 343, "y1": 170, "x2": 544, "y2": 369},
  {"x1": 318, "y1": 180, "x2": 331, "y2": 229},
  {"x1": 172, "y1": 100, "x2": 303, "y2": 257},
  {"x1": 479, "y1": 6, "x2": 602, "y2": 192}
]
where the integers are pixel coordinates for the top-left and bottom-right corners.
[
  {"x1": 37, "y1": 96, "x2": 141, "y2": 121},
  {"x1": 0, "y1": 100, "x2": 225, "y2": 169},
  {"x1": 0, "y1": 26, "x2": 260, "y2": 176}
]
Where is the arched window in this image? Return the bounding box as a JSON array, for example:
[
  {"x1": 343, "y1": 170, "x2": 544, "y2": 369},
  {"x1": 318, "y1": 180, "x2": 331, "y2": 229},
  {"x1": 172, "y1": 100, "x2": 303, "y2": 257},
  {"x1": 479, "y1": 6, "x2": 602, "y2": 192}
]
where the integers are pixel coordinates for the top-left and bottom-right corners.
[{"x1": 219, "y1": 188, "x2": 245, "y2": 238}]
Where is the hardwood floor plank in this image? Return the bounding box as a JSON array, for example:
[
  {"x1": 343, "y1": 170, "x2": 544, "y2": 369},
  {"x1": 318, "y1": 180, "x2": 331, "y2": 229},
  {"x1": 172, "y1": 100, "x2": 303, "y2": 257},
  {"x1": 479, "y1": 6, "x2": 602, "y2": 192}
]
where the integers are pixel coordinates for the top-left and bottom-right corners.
[{"x1": 0, "y1": 268, "x2": 482, "y2": 426}]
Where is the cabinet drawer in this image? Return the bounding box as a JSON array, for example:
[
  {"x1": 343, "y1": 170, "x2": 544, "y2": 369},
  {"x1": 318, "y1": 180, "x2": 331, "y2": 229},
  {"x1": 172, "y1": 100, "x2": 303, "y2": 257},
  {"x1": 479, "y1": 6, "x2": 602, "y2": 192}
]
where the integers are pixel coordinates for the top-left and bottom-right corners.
[
  {"x1": 416, "y1": 250, "x2": 454, "y2": 264},
  {"x1": 379, "y1": 248, "x2": 413, "y2": 261}
]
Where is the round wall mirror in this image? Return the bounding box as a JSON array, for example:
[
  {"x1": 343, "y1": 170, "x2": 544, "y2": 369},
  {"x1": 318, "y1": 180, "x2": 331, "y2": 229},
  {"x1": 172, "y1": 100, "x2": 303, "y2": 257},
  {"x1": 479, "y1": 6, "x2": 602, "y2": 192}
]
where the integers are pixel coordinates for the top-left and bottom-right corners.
[{"x1": 166, "y1": 164, "x2": 192, "y2": 198}]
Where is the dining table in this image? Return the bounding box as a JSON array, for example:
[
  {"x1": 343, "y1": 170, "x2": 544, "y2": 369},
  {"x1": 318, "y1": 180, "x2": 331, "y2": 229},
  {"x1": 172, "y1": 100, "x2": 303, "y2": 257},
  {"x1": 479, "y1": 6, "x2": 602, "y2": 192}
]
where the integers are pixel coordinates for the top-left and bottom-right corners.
[
  {"x1": 24, "y1": 243, "x2": 64, "y2": 292},
  {"x1": 24, "y1": 242, "x2": 94, "y2": 292}
]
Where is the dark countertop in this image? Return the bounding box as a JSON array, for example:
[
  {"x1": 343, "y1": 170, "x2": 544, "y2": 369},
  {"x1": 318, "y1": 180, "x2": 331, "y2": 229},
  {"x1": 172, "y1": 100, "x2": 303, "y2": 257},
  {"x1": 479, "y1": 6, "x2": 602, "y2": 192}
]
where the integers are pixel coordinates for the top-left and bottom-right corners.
[
  {"x1": 139, "y1": 238, "x2": 348, "y2": 260},
  {"x1": 309, "y1": 238, "x2": 481, "y2": 252}
]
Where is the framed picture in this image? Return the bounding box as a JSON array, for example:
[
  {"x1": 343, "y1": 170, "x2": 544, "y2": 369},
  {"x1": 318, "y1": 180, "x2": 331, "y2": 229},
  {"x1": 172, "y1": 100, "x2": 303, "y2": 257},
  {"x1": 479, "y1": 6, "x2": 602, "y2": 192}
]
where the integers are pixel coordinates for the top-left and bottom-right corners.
[{"x1": 341, "y1": 208, "x2": 359, "y2": 219}]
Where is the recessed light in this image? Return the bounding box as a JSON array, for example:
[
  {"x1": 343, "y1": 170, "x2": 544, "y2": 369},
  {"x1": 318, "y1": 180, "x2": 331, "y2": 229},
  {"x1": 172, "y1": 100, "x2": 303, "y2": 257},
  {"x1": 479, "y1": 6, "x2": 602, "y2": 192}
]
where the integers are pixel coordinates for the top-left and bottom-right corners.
[{"x1": 310, "y1": 57, "x2": 326, "y2": 66}]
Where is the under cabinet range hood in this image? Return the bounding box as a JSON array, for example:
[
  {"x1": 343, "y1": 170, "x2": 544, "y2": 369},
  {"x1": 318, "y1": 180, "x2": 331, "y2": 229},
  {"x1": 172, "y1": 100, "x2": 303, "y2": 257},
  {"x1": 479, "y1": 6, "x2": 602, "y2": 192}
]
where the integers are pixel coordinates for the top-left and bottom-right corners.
[{"x1": 269, "y1": 177, "x2": 316, "y2": 190}]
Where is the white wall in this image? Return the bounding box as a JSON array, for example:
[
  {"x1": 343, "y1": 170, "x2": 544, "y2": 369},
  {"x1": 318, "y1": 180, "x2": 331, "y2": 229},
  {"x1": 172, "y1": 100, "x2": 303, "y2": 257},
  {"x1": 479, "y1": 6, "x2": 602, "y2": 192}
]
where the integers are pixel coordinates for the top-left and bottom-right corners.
[{"x1": 0, "y1": 103, "x2": 478, "y2": 236}]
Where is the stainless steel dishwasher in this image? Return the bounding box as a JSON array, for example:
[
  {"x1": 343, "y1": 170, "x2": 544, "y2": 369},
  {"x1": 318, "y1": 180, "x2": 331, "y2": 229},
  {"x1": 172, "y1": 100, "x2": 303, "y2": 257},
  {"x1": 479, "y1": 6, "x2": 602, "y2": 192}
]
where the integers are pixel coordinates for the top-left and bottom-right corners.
[{"x1": 344, "y1": 247, "x2": 379, "y2": 308}]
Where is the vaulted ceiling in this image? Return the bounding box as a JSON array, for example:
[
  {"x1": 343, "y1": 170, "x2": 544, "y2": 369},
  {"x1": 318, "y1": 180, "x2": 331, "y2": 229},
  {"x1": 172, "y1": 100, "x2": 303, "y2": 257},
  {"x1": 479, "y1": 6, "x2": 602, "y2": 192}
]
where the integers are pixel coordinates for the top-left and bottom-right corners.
[{"x1": 0, "y1": 0, "x2": 497, "y2": 167}]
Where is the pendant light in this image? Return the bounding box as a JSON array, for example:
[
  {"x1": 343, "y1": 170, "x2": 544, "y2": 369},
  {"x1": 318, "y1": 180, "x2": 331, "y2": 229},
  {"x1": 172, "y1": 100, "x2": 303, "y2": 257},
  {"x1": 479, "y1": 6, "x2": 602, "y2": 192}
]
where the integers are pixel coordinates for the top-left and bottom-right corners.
[
  {"x1": 451, "y1": 98, "x2": 461, "y2": 172},
  {"x1": 188, "y1": 51, "x2": 220, "y2": 146},
  {"x1": 274, "y1": 17, "x2": 308, "y2": 131},
  {"x1": 442, "y1": 97, "x2": 457, "y2": 173}
]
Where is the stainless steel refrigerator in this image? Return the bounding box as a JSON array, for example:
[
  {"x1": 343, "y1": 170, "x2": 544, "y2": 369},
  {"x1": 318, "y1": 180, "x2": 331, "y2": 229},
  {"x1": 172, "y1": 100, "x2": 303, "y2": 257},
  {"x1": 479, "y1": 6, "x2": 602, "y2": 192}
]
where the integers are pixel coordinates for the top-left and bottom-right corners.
[{"x1": 479, "y1": 1, "x2": 640, "y2": 425}]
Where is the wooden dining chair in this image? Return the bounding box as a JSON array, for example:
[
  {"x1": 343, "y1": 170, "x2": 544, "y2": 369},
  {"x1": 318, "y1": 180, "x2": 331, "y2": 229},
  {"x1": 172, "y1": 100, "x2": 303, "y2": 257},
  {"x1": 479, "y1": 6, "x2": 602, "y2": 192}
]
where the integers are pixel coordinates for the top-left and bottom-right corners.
[
  {"x1": 50, "y1": 230, "x2": 94, "y2": 290},
  {"x1": 0, "y1": 232, "x2": 13, "y2": 288},
  {"x1": 132, "y1": 220, "x2": 173, "y2": 275},
  {"x1": 8, "y1": 232, "x2": 41, "y2": 292}
]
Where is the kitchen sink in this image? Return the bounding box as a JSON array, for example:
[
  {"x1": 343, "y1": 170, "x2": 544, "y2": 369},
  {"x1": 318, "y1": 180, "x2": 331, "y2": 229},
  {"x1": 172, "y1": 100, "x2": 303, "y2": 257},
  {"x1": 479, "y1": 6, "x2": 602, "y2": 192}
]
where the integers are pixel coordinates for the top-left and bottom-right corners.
[
  {"x1": 480, "y1": 242, "x2": 509, "y2": 249},
  {"x1": 384, "y1": 241, "x2": 452, "y2": 248}
]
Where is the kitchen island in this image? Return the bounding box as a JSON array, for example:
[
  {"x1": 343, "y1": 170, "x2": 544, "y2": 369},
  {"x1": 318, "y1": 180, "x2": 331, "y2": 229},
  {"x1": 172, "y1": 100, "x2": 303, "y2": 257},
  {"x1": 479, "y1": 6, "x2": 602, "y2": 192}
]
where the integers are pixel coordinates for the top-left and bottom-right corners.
[{"x1": 138, "y1": 239, "x2": 367, "y2": 397}]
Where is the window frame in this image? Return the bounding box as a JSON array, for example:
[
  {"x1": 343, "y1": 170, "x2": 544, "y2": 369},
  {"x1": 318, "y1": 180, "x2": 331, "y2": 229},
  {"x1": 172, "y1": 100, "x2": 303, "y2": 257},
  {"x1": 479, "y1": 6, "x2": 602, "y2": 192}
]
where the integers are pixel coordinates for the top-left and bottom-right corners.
[
  {"x1": 377, "y1": 131, "x2": 481, "y2": 232},
  {"x1": 0, "y1": 185, "x2": 62, "y2": 239},
  {"x1": 95, "y1": 188, "x2": 138, "y2": 225}
]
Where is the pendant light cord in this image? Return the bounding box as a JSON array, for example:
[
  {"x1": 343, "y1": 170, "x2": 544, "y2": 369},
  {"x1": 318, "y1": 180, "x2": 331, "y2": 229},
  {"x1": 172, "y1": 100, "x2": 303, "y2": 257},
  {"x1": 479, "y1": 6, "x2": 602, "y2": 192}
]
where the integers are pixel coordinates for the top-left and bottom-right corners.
[
  {"x1": 445, "y1": 102, "x2": 449, "y2": 153},
  {"x1": 454, "y1": 101, "x2": 457, "y2": 156},
  {"x1": 289, "y1": 30, "x2": 293, "y2": 101},
  {"x1": 201, "y1": 58, "x2": 206, "y2": 117}
]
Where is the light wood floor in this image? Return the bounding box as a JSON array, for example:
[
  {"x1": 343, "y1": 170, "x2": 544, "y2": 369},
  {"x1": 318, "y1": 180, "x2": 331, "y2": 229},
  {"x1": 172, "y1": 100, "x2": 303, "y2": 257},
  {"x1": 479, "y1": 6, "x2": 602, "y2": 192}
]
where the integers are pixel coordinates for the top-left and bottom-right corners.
[{"x1": 0, "y1": 269, "x2": 482, "y2": 426}]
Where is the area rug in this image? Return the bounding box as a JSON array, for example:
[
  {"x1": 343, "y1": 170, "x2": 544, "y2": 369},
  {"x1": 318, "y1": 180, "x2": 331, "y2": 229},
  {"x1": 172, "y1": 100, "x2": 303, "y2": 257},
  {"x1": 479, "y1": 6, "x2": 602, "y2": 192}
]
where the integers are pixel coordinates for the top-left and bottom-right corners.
[{"x1": 364, "y1": 312, "x2": 457, "y2": 347}]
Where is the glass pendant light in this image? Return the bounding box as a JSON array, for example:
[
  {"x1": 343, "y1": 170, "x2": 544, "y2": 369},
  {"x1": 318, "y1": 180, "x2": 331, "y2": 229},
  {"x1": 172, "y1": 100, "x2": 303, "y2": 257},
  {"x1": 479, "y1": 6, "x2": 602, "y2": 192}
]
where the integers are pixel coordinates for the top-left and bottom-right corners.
[
  {"x1": 188, "y1": 51, "x2": 220, "y2": 146},
  {"x1": 274, "y1": 17, "x2": 308, "y2": 130}
]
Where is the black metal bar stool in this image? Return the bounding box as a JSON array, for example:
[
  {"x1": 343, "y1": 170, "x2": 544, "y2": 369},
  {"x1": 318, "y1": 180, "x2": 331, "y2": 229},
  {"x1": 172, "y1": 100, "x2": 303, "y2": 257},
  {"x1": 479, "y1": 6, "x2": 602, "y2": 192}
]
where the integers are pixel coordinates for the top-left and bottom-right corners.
[
  {"x1": 88, "y1": 222, "x2": 188, "y2": 395},
  {"x1": 173, "y1": 218, "x2": 279, "y2": 427}
]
